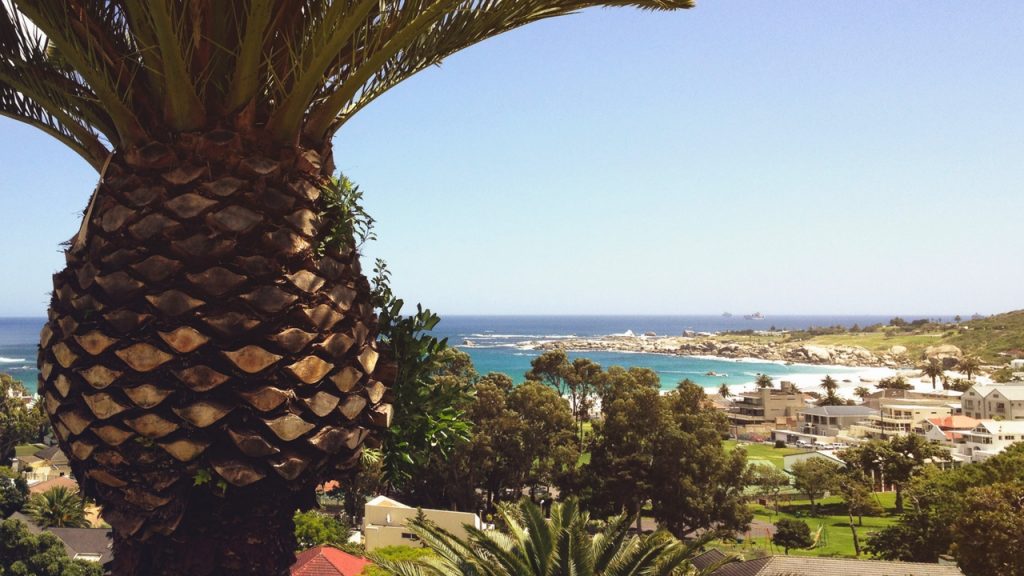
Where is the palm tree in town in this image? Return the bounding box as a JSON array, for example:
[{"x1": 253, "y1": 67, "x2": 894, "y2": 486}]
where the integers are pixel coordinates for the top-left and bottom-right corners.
[
  {"x1": 921, "y1": 358, "x2": 944, "y2": 390},
  {"x1": 853, "y1": 386, "x2": 871, "y2": 401},
  {"x1": 0, "y1": 2, "x2": 693, "y2": 574},
  {"x1": 25, "y1": 486, "x2": 91, "y2": 528},
  {"x1": 959, "y1": 355, "x2": 981, "y2": 380},
  {"x1": 755, "y1": 373, "x2": 773, "y2": 389},
  {"x1": 375, "y1": 498, "x2": 732, "y2": 576},
  {"x1": 818, "y1": 375, "x2": 842, "y2": 406},
  {"x1": 718, "y1": 383, "x2": 731, "y2": 399}
]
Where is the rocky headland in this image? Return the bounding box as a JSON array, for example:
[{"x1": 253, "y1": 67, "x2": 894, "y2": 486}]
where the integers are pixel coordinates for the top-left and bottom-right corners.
[{"x1": 527, "y1": 335, "x2": 961, "y2": 368}]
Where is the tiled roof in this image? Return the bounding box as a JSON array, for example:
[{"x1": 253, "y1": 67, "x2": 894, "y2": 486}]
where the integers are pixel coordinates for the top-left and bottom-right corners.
[
  {"x1": 28, "y1": 476, "x2": 79, "y2": 494},
  {"x1": 711, "y1": 556, "x2": 964, "y2": 576},
  {"x1": 925, "y1": 416, "x2": 979, "y2": 430},
  {"x1": 291, "y1": 546, "x2": 372, "y2": 576}
]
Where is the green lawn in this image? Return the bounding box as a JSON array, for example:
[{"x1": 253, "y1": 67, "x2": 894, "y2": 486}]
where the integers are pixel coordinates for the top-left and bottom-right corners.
[
  {"x1": 724, "y1": 440, "x2": 803, "y2": 470},
  {"x1": 719, "y1": 493, "x2": 899, "y2": 559},
  {"x1": 14, "y1": 444, "x2": 45, "y2": 457}
]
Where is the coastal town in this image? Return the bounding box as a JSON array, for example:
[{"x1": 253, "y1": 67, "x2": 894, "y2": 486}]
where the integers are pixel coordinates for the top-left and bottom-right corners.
[{"x1": 5, "y1": 312, "x2": 1023, "y2": 574}]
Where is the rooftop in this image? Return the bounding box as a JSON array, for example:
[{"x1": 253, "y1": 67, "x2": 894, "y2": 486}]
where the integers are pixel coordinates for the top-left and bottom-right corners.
[
  {"x1": 972, "y1": 420, "x2": 1024, "y2": 435},
  {"x1": 968, "y1": 383, "x2": 1024, "y2": 400},
  {"x1": 291, "y1": 546, "x2": 372, "y2": 576},
  {"x1": 28, "y1": 476, "x2": 79, "y2": 495},
  {"x1": 925, "y1": 416, "x2": 979, "y2": 430},
  {"x1": 799, "y1": 405, "x2": 877, "y2": 416}
]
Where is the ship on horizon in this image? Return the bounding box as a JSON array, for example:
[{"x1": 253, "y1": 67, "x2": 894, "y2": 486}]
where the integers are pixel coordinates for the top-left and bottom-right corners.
[{"x1": 743, "y1": 312, "x2": 765, "y2": 320}]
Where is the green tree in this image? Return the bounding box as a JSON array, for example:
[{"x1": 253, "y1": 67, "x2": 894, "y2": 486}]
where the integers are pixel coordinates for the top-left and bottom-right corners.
[
  {"x1": 650, "y1": 381, "x2": 751, "y2": 538},
  {"x1": 865, "y1": 443, "x2": 1024, "y2": 569},
  {"x1": 749, "y1": 463, "x2": 789, "y2": 514},
  {"x1": 921, "y1": 358, "x2": 945, "y2": 390},
  {"x1": 949, "y1": 482, "x2": 1024, "y2": 576},
  {"x1": 841, "y1": 436, "x2": 949, "y2": 514},
  {"x1": 24, "y1": 486, "x2": 90, "y2": 529},
  {"x1": 853, "y1": 386, "x2": 872, "y2": 401},
  {"x1": 293, "y1": 510, "x2": 352, "y2": 551},
  {"x1": 958, "y1": 355, "x2": 981, "y2": 380},
  {"x1": 789, "y1": 457, "x2": 841, "y2": 513},
  {"x1": 384, "y1": 345, "x2": 476, "y2": 507},
  {"x1": 0, "y1": 374, "x2": 47, "y2": 465},
  {"x1": 374, "y1": 499, "x2": 727, "y2": 576},
  {"x1": 0, "y1": 466, "x2": 29, "y2": 518},
  {"x1": 718, "y1": 383, "x2": 731, "y2": 399},
  {"x1": 566, "y1": 358, "x2": 604, "y2": 441},
  {"x1": 0, "y1": 518, "x2": 104, "y2": 576},
  {"x1": 1, "y1": 1, "x2": 693, "y2": 572},
  {"x1": 772, "y1": 518, "x2": 813, "y2": 554},
  {"x1": 507, "y1": 381, "x2": 579, "y2": 496},
  {"x1": 818, "y1": 375, "x2": 843, "y2": 406},
  {"x1": 755, "y1": 374, "x2": 774, "y2": 389},
  {"x1": 877, "y1": 375, "x2": 913, "y2": 390}
]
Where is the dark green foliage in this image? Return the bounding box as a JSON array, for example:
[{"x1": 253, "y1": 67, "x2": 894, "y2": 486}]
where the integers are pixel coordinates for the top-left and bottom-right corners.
[
  {"x1": 949, "y1": 482, "x2": 1024, "y2": 576},
  {"x1": 24, "y1": 487, "x2": 89, "y2": 529},
  {"x1": 840, "y1": 435, "x2": 949, "y2": 513},
  {"x1": 0, "y1": 375, "x2": 48, "y2": 465},
  {"x1": 373, "y1": 498, "x2": 726, "y2": 576},
  {"x1": 0, "y1": 467, "x2": 28, "y2": 519},
  {"x1": 817, "y1": 375, "x2": 842, "y2": 406},
  {"x1": 864, "y1": 443, "x2": 1024, "y2": 574},
  {"x1": 293, "y1": 510, "x2": 353, "y2": 552},
  {"x1": 585, "y1": 375, "x2": 750, "y2": 538},
  {"x1": 772, "y1": 518, "x2": 813, "y2": 554},
  {"x1": 371, "y1": 261, "x2": 473, "y2": 492},
  {"x1": 789, "y1": 457, "x2": 841, "y2": 512},
  {"x1": 315, "y1": 175, "x2": 376, "y2": 257},
  {"x1": 877, "y1": 375, "x2": 912, "y2": 390},
  {"x1": 0, "y1": 518, "x2": 104, "y2": 576}
]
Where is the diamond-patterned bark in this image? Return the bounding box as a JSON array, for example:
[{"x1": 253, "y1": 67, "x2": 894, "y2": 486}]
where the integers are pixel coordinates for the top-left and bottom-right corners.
[{"x1": 37, "y1": 140, "x2": 395, "y2": 557}]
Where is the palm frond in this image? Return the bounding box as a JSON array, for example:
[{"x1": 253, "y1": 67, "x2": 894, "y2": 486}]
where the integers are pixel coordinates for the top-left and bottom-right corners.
[{"x1": 299, "y1": 0, "x2": 694, "y2": 141}]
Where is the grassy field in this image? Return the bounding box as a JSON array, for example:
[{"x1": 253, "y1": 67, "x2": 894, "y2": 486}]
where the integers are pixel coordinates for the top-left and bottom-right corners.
[
  {"x1": 14, "y1": 443, "x2": 45, "y2": 457},
  {"x1": 722, "y1": 494, "x2": 899, "y2": 559},
  {"x1": 724, "y1": 440, "x2": 803, "y2": 470}
]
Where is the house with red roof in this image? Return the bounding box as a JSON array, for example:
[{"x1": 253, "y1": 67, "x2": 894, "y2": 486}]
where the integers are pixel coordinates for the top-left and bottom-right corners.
[
  {"x1": 917, "y1": 415, "x2": 979, "y2": 445},
  {"x1": 291, "y1": 546, "x2": 372, "y2": 576}
]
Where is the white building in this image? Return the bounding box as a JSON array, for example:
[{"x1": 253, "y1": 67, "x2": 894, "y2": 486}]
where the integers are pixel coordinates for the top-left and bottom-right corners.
[
  {"x1": 961, "y1": 383, "x2": 1024, "y2": 421},
  {"x1": 363, "y1": 495, "x2": 481, "y2": 551},
  {"x1": 957, "y1": 420, "x2": 1024, "y2": 462}
]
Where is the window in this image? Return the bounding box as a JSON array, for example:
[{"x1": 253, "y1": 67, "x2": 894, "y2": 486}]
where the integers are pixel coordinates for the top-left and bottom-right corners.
[{"x1": 401, "y1": 533, "x2": 419, "y2": 541}]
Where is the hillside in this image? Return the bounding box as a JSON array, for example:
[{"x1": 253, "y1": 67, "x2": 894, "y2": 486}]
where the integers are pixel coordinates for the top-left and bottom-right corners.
[{"x1": 778, "y1": 310, "x2": 1024, "y2": 364}]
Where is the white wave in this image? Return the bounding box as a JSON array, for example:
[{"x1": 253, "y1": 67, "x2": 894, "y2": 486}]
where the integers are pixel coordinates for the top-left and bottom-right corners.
[
  {"x1": 0, "y1": 357, "x2": 26, "y2": 363},
  {"x1": 468, "y1": 333, "x2": 576, "y2": 340}
]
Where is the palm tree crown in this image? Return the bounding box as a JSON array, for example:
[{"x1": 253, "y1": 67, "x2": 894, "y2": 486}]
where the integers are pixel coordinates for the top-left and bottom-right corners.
[
  {"x1": 755, "y1": 374, "x2": 772, "y2": 389},
  {"x1": 375, "y1": 498, "x2": 728, "y2": 576},
  {"x1": 25, "y1": 486, "x2": 91, "y2": 528},
  {"x1": 921, "y1": 358, "x2": 944, "y2": 390},
  {"x1": 1, "y1": 0, "x2": 693, "y2": 171}
]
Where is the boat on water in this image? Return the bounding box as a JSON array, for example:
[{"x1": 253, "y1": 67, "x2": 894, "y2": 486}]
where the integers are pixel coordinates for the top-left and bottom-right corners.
[
  {"x1": 722, "y1": 312, "x2": 733, "y2": 317},
  {"x1": 743, "y1": 312, "x2": 765, "y2": 320}
]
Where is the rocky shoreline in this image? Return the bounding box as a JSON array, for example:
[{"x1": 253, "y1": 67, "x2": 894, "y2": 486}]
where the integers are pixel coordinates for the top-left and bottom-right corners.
[{"x1": 527, "y1": 335, "x2": 913, "y2": 368}]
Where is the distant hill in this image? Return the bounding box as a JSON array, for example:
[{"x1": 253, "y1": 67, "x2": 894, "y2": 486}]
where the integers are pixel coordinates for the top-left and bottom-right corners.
[
  {"x1": 948, "y1": 309, "x2": 1024, "y2": 363},
  {"x1": 719, "y1": 310, "x2": 1024, "y2": 366}
]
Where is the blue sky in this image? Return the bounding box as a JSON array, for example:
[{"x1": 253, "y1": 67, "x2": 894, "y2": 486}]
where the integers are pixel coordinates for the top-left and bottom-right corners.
[{"x1": 0, "y1": 2, "x2": 1022, "y2": 317}]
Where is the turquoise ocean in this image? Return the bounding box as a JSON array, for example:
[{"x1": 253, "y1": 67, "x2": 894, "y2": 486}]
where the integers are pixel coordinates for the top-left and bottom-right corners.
[{"x1": 1, "y1": 314, "x2": 945, "y2": 394}]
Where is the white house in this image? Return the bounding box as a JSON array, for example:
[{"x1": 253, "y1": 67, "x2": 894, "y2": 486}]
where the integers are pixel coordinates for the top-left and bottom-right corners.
[
  {"x1": 960, "y1": 383, "x2": 1024, "y2": 421},
  {"x1": 362, "y1": 495, "x2": 481, "y2": 551},
  {"x1": 957, "y1": 420, "x2": 1024, "y2": 462}
]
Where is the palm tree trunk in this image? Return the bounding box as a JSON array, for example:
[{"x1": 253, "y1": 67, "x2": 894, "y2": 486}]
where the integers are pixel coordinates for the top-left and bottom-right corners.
[{"x1": 37, "y1": 134, "x2": 394, "y2": 575}]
